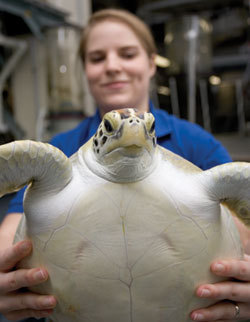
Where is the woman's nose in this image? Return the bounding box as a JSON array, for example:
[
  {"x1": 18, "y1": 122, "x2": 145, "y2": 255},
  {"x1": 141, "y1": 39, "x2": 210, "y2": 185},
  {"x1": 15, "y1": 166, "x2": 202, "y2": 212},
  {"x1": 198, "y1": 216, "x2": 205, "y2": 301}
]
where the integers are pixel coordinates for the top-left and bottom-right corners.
[{"x1": 105, "y1": 54, "x2": 121, "y2": 73}]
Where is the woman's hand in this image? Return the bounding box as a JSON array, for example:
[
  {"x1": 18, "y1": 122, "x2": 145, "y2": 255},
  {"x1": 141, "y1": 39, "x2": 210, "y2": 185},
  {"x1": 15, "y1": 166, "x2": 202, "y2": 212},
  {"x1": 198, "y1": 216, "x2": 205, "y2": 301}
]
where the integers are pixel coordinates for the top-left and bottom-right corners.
[
  {"x1": 0, "y1": 240, "x2": 56, "y2": 321},
  {"x1": 190, "y1": 254, "x2": 250, "y2": 321}
]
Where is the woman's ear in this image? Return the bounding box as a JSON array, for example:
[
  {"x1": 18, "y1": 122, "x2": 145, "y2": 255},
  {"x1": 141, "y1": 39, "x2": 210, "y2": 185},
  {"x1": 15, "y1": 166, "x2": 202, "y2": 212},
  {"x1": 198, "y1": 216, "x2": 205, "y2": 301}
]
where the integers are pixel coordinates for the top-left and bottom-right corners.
[{"x1": 149, "y1": 54, "x2": 157, "y2": 77}]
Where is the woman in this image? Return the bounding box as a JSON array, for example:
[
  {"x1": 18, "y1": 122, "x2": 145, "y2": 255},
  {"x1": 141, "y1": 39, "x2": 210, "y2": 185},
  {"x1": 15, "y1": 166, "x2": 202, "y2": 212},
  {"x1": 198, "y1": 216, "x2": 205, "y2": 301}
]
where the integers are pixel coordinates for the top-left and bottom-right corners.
[{"x1": 0, "y1": 8, "x2": 250, "y2": 322}]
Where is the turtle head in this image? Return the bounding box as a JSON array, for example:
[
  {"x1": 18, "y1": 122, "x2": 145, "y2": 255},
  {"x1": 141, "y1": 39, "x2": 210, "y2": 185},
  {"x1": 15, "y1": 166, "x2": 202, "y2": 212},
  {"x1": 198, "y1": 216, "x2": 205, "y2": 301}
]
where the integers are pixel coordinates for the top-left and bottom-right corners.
[
  {"x1": 93, "y1": 108, "x2": 156, "y2": 159},
  {"x1": 86, "y1": 108, "x2": 158, "y2": 182}
]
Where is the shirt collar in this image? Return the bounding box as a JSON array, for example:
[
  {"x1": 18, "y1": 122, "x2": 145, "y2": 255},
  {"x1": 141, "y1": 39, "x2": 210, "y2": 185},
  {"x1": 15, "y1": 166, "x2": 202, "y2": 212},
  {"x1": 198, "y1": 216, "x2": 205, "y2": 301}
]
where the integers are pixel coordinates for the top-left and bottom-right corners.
[{"x1": 88, "y1": 101, "x2": 172, "y2": 140}]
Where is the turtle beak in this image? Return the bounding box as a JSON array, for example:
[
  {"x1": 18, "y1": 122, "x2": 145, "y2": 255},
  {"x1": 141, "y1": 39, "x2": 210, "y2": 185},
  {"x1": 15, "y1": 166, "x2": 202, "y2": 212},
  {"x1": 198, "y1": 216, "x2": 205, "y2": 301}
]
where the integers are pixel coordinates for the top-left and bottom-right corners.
[
  {"x1": 112, "y1": 122, "x2": 153, "y2": 157},
  {"x1": 121, "y1": 121, "x2": 148, "y2": 148}
]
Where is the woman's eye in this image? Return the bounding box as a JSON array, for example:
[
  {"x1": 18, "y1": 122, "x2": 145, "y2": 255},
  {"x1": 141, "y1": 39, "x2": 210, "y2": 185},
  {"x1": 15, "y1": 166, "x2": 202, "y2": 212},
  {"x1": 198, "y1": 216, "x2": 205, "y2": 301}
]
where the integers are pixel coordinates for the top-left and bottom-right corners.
[
  {"x1": 87, "y1": 53, "x2": 105, "y2": 63},
  {"x1": 123, "y1": 52, "x2": 136, "y2": 59},
  {"x1": 90, "y1": 56, "x2": 104, "y2": 63},
  {"x1": 120, "y1": 48, "x2": 138, "y2": 59}
]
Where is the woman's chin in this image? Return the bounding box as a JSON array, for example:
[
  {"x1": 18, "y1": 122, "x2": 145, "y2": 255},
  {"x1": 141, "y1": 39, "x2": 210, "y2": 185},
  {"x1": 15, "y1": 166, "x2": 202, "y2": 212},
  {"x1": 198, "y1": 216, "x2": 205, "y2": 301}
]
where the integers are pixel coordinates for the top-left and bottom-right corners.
[{"x1": 99, "y1": 101, "x2": 135, "y2": 113}]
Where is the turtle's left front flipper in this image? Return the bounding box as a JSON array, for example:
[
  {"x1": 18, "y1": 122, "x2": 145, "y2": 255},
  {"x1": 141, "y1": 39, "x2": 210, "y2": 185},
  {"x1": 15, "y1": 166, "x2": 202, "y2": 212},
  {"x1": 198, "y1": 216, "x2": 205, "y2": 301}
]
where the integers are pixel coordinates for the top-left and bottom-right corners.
[{"x1": 200, "y1": 162, "x2": 250, "y2": 226}]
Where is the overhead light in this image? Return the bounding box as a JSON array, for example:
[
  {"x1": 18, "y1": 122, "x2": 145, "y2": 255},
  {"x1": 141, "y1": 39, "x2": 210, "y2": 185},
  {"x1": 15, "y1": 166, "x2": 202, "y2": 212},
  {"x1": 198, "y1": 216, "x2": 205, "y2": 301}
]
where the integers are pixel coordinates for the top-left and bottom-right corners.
[
  {"x1": 155, "y1": 55, "x2": 170, "y2": 68},
  {"x1": 157, "y1": 86, "x2": 170, "y2": 96},
  {"x1": 209, "y1": 75, "x2": 221, "y2": 86},
  {"x1": 200, "y1": 19, "x2": 213, "y2": 33},
  {"x1": 164, "y1": 32, "x2": 173, "y2": 44}
]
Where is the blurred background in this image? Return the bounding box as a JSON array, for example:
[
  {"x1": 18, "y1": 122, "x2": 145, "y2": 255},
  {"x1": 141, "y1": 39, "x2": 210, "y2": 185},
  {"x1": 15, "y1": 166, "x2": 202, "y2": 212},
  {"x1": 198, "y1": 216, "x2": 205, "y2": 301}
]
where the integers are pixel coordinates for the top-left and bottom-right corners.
[
  {"x1": 0, "y1": 0, "x2": 249, "y2": 217},
  {"x1": 0, "y1": 0, "x2": 249, "y2": 153}
]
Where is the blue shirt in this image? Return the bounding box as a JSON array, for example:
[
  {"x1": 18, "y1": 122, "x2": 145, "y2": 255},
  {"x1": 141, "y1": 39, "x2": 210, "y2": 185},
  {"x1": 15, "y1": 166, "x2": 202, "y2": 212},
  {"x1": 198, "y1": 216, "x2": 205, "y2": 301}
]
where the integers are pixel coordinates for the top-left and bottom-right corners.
[{"x1": 7, "y1": 102, "x2": 232, "y2": 213}]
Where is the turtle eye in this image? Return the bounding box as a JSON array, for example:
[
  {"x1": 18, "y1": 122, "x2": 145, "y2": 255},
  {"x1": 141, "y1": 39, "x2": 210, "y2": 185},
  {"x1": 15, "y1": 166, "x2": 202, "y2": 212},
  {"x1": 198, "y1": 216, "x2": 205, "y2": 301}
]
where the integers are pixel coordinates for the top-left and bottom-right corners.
[
  {"x1": 104, "y1": 119, "x2": 113, "y2": 133},
  {"x1": 149, "y1": 120, "x2": 155, "y2": 134}
]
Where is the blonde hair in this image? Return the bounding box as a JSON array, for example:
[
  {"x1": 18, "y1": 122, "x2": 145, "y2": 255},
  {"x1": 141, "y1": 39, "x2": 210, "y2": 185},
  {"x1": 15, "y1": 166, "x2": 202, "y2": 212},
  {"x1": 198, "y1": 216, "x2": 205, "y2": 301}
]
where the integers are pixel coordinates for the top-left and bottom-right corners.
[{"x1": 79, "y1": 8, "x2": 157, "y2": 64}]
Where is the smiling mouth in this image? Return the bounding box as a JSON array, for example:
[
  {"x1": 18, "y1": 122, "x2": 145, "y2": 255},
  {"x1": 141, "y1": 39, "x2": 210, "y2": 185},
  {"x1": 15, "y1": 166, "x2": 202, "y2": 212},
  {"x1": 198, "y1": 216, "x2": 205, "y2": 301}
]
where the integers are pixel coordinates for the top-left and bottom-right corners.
[{"x1": 102, "y1": 81, "x2": 129, "y2": 88}]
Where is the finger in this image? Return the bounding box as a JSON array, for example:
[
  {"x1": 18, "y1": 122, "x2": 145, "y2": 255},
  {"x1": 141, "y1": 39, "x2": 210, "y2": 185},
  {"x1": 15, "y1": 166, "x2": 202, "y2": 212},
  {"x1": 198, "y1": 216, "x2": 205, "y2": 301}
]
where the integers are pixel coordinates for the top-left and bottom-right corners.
[
  {"x1": 210, "y1": 259, "x2": 250, "y2": 281},
  {"x1": 0, "y1": 292, "x2": 56, "y2": 313},
  {"x1": 0, "y1": 241, "x2": 32, "y2": 271},
  {"x1": 4, "y1": 308, "x2": 53, "y2": 321},
  {"x1": 190, "y1": 300, "x2": 250, "y2": 321},
  {"x1": 196, "y1": 281, "x2": 250, "y2": 302},
  {"x1": 0, "y1": 267, "x2": 48, "y2": 293}
]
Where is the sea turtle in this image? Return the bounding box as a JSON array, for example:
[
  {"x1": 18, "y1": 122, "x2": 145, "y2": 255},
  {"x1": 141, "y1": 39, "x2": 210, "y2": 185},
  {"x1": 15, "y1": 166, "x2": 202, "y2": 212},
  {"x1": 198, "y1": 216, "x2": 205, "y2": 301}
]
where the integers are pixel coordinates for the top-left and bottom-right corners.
[{"x1": 0, "y1": 108, "x2": 249, "y2": 322}]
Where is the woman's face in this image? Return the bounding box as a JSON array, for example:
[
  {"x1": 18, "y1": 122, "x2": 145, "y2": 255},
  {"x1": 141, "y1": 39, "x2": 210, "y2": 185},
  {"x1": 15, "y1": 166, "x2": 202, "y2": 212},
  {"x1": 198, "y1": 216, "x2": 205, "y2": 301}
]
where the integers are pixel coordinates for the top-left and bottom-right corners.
[{"x1": 85, "y1": 20, "x2": 156, "y2": 115}]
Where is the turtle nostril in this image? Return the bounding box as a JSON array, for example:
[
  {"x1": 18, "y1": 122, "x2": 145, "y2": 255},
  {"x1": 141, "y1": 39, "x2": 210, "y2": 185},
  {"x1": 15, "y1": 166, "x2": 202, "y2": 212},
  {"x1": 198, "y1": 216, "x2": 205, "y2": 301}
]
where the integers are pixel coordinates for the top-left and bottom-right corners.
[
  {"x1": 129, "y1": 118, "x2": 140, "y2": 124},
  {"x1": 149, "y1": 121, "x2": 155, "y2": 133},
  {"x1": 104, "y1": 119, "x2": 113, "y2": 133}
]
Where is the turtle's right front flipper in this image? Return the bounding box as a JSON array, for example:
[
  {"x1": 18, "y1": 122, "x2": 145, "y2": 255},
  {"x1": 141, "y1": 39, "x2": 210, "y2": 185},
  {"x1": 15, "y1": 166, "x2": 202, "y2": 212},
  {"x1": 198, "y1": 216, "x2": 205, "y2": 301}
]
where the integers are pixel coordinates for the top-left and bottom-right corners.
[
  {"x1": 199, "y1": 162, "x2": 250, "y2": 226},
  {"x1": 0, "y1": 140, "x2": 72, "y2": 197}
]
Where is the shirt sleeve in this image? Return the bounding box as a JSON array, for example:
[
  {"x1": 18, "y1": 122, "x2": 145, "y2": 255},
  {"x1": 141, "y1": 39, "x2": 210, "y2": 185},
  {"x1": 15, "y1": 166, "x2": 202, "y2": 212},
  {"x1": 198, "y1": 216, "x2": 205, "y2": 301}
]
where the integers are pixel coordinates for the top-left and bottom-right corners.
[
  {"x1": 175, "y1": 119, "x2": 232, "y2": 170},
  {"x1": 197, "y1": 135, "x2": 232, "y2": 169}
]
